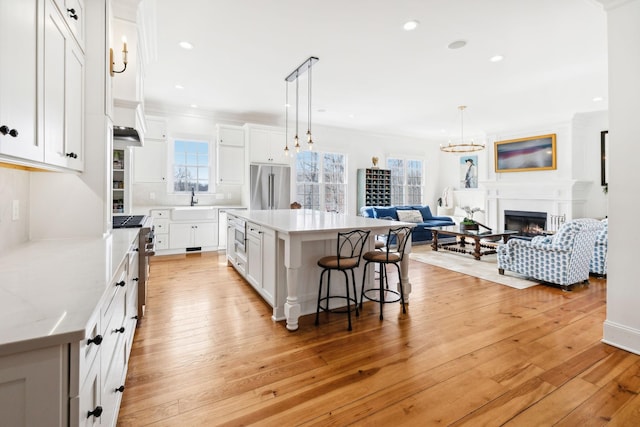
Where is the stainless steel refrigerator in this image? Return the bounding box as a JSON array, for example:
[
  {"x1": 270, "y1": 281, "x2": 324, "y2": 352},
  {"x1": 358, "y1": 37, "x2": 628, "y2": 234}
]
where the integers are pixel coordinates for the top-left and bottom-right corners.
[{"x1": 250, "y1": 164, "x2": 291, "y2": 209}]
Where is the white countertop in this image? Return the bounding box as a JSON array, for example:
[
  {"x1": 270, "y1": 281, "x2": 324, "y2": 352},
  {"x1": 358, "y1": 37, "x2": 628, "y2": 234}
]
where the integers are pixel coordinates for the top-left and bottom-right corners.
[
  {"x1": 226, "y1": 209, "x2": 412, "y2": 233},
  {"x1": 0, "y1": 229, "x2": 139, "y2": 356}
]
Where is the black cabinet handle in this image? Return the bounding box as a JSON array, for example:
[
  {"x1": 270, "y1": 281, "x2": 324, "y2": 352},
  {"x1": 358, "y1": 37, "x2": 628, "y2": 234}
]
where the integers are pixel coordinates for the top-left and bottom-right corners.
[
  {"x1": 0, "y1": 126, "x2": 18, "y2": 137},
  {"x1": 133, "y1": 277, "x2": 139, "y2": 281},
  {"x1": 87, "y1": 406, "x2": 103, "y2": 418},
  {"x1": 87, "y1": 334, "x2": 103, "y2": 345},
  {"x1": 131, "y1": 315, "x2": 138, "y2": 320},
  {"x1": 67, "y1": 8, "x2": 78, "y2": 20},
  {"x1": 114, "y1": 326, "x2": 125, "y2": 333},
  {"x1": 116, "y1": 385, "x2": 125, "y2": 393},
  {"x1": 115, "y1": 280, "x2": 126, "y2": 287},
  {"x1": 66, "y1": 152, "x2": 78, "y2": 158}
]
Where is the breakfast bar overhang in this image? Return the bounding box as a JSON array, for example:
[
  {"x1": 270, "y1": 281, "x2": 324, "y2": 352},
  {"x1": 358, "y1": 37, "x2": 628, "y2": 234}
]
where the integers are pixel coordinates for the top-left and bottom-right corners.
[{"x1": 226, "y1": 209, "x2": 414, "y2": 331}]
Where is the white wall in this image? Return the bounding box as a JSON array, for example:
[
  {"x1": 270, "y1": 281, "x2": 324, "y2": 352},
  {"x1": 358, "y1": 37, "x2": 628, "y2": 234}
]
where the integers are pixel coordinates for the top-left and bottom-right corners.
[
  {"x1": 601, "y1": 0, "x2": 640, "y2": 355},
  {"x1": 0, "y1": 167, "x2": 29, "y2": 253}
]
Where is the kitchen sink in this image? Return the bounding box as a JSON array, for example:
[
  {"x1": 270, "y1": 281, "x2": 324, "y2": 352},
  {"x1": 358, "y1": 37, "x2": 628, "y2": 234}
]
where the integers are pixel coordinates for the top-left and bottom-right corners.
[{"x1": 171, "y1": 206, "x2": 217, "y2": 220}]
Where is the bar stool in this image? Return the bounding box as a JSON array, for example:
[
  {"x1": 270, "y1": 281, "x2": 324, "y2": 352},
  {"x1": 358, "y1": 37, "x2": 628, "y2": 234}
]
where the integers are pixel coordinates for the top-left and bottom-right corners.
[
  {"x1": 360, "y1": 226, "x2": 412, "y2": 320},
  {"x1": 315, "y1": 229, "x2": 371, "y2": 331}
]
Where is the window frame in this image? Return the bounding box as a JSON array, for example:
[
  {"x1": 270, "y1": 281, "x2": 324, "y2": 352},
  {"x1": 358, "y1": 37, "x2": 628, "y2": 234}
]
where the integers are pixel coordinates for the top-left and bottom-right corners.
[
  {"x1": 386, "y1": 156, "x2": 424, "y2": 205},
  {"x1": 167, "y1": 137, "x2": 215, "y2": 194},
  {"x1": 295, "y1": 150, "x2": 348, "y2": 213}
]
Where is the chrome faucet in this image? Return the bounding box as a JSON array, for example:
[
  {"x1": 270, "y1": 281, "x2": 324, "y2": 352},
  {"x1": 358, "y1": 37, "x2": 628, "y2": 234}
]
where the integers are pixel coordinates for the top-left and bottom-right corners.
[{"x1": 190, "y1": 188, "x2": 198, "y2": 206}]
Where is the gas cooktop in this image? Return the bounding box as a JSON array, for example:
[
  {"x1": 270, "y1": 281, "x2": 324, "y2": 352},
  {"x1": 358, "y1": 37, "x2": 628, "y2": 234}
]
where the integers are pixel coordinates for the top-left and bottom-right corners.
[{"x1": 113, "y1": 215, "x2": 147, "y2": 229}]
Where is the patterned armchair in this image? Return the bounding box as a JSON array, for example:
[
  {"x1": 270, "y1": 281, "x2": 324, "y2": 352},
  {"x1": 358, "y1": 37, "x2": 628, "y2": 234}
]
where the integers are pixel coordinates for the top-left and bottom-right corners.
[
  {"x1": 589, "y1": 218, "x2": 608, "y2": 277},
  {"x1": 497, "y1": 218, "x2": 604, "y2": 290}
]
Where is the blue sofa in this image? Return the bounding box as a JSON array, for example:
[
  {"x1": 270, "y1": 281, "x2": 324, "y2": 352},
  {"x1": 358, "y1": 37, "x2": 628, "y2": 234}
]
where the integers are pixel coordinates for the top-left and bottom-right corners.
[{"x1": 360, "y1": 205, "x2": 455, "y2": 243}]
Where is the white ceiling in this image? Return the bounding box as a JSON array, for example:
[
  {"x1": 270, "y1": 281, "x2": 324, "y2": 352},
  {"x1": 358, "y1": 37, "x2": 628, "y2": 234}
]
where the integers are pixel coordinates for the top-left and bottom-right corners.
[{"x1": 138, "y1": 0, "x2": 608, "y2": 142}]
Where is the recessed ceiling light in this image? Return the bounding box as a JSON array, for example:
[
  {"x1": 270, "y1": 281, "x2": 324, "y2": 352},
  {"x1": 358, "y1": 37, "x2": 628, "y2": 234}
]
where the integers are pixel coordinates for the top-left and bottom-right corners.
[
  {"x1": 403, "y1": 20, "x2": 419, "y2": 31},
  {"x1": 190, "y1": 104, "x2": 198, "y2": 108},
  {"x1": 490, "y1": 55, "x2": 504, "y2": 62},
  {"x1": 348, "y1": 114, "x2": 355, "y2": 119},
  {"x1": 175, "y1": 84, "x2": 184, "y2": 89},
  {"x1": 448, "y1": 40, "x2": 467, "y2": 50},
  {"x1": 593, "y1": 96, "x2": 604, "y2": 102},
  {"x1": 179, "y1": 41, "x2": 194, "y2": 50}
]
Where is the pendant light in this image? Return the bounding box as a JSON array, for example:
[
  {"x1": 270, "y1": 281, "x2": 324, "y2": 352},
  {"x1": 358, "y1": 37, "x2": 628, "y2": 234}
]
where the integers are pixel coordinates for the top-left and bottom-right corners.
[
  {"x1": 283, "y1": 57, "x2": 319, "y2": 155},
  {"x1": 440, "y1": 106, "x2": 485, "y2": 153},
  {"x1": 284, "y1": 80, "x2": 290, "y2": 156},
  {"x1": 294, "y1": 71, "x2": 300, "y2": 153},
  {"x1": 307, "y1": 64, "x2": 313, "y2": 150}
]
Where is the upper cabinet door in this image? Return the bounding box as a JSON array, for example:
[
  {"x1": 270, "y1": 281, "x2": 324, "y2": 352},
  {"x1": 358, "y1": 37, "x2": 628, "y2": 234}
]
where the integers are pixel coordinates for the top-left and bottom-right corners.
[
  {"x1": 43, "y1": 0, "x2": 85, "y2": 170},
  {"x1": 216, "y1": 124, "x2": 245, "y2": 185},
  {"x1": 246, "y1": 124, "x2": 288, "y2": 165},
  {"x1": 0, "y1": 0, "x2": 42, "y2": 161},
  {"x1": 52, "y1": 0, "x2": 84, "y2": 49}
]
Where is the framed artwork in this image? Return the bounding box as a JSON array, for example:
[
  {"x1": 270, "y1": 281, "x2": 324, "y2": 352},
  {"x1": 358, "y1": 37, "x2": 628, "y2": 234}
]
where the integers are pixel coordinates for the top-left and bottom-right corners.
[
  {"x1": 601, "y1": 130, "x2": 609, "y2": 186},
  {"x1": 494, "y1": 134, "x2": 557, "y2": 172},
  {"x1": 460, "y1": 155, "x2": 478, "y2": 188}
]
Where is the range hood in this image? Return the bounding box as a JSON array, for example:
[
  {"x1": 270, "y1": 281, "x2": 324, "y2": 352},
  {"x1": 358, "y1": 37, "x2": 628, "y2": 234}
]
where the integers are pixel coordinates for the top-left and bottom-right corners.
[{"x1": 113, "y1": 100, "x2": 146, "y2": 147}]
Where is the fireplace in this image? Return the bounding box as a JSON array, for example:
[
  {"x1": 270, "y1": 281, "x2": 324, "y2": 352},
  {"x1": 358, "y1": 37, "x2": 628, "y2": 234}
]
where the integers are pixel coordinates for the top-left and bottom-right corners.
[{"x1": 504, "y1": 210, "x2": 547, "y2": 237}]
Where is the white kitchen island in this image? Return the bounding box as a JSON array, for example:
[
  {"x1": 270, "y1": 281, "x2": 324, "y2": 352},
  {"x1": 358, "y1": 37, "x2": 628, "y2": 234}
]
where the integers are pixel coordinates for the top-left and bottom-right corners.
[{"x1": 226, "y1": 209, "x2": 414, "y2": 331}]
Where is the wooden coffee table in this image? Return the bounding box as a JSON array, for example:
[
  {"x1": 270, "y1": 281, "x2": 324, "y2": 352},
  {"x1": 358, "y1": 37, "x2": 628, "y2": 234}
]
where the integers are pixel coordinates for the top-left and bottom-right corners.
[{"x1": 426, "y1": 226, "x2": 520, "y2": 260}]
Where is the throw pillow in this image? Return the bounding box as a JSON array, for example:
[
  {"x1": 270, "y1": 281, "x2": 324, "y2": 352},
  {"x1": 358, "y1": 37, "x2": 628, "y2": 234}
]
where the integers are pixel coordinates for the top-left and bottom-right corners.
[
  {"x1": 396, "y1": 210, "x2": 423, "y2": 223},
  {"x1": 374, "y1": 207, "x2": 397, "y2": 220}
]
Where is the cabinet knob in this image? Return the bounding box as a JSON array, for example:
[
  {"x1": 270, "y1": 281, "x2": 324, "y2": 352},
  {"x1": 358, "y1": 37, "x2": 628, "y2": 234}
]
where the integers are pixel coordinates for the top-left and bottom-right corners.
[
  {"x1": 67, "y1": 8, "x2": 78, "y2": 20},
  {"x1": 116, "y1": 385, "x2": 126, "y2": 393},
  {"x1": 115, "y1": 280, "x2": 126, "y2": 287},
  {"x1": 133, "y1": 277, "x2": 139, "y2": 281},
  {"x1": 132, "y1": 315, "x2": 138, "y2": 320},
  {"x1": 0, "y1": 126, "x2": 18, "y2": 137},
  {"x1": 87, "y1": 406, "x2": 103, "y2": 418},
  {"x1": 87, "y1": 334, "x2": 103, "y2": 345},
  {"x1": 65, "y1": 152, "x2": 78, "y2": 158},
  {"x1": 114, "y1": 326, "x2": 125, "y2": 333}
]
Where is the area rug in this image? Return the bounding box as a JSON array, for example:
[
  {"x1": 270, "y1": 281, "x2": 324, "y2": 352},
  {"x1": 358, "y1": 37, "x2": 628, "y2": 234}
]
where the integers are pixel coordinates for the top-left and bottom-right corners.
[{"x1": 409, "y1": 244, "x2": 539, "y2": 289}]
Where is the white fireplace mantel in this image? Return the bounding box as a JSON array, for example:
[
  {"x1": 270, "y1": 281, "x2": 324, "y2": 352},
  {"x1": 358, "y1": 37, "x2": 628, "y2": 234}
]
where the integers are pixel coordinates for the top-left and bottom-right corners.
[{"x1": 480, "y1": 179, "x2": 593, "y2": 229}]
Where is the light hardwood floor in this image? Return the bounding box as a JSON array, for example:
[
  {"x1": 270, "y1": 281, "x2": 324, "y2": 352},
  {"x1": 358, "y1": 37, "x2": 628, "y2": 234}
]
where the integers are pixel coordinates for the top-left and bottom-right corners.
[{"x1": 118, "y1": 251, "x2": 640, "y2": 426}]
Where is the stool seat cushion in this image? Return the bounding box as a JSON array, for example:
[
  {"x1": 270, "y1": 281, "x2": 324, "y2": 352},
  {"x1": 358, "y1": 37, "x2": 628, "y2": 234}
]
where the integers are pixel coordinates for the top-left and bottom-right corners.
[
  {"x1": 317, "y1": 256, "x2": 359, "y2": 269},
  {"x1": 363, "y1": 251, "x2": 401, "y2": 263}
]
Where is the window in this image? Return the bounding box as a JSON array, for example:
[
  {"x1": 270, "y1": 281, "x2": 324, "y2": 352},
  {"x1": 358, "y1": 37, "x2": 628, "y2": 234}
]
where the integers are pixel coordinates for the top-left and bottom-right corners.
[
  {"x1": 295, "y1": 151, "x2": 346, "y2": 212},
  {"x1": 171, "y1": 139, "x2": 210, "y2": 192},
  {"x1": 387, "y1": 157, "x2": 424, "y2": 205}
]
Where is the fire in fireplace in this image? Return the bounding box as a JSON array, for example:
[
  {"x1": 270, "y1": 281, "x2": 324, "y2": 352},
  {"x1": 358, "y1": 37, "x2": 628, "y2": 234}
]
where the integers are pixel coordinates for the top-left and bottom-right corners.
[{"x1": 504, "y1": 210, "x2": 547, "y2": 237}]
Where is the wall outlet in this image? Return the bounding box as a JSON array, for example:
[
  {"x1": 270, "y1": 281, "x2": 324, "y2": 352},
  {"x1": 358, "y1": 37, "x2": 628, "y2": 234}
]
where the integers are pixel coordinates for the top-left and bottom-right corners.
[{"x1": 12, "y1": 200, "x2": 19, "y2": 221}]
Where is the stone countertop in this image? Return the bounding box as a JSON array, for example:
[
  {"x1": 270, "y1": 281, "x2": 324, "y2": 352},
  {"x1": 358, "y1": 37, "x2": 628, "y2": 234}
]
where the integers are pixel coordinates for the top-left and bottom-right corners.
[
  {"x1": 0, "y1": 229, "x2": 139, "y2": 356},
  {"x1": 132, "y1": 205, "x2": 247, "y2": 215},
  {"x1": 226, "y1": 209, "x2": 413, "y2": 234}
]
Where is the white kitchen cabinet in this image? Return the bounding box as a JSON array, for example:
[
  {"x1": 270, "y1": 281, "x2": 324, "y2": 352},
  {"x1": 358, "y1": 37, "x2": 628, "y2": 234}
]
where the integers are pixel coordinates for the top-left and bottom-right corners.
[
  {"x1": 246, "y1": 222, "x2": 262, "y2": 288},
  {"x1": 218, "y1": 210, "x2": 228, "y2": 250},
  {"x1": 261, "y1": 226, "x2": 276, "y2": 305},
  {"x1": 245, "y1": 222, "x2": 276, "y2": 305},
  {"x1": 0, "y1": 0, "x2": 41, "y2": 162},
  {"x1": 145, "y1": 116, "x2": 167, "y2": 140},
  {"x1": 43, "y1": 0, "x2": 85, "y2": 171},
  {"x1": 0, "y1": 345, "x2": 69, "y2": 426},
  {"x1": 226, "y1": 214, "x2": 237, "y2": 264},
  {"x1": 216, "y1": 124, "x2": 245, "y2": 185},
  {"x1": 134, "y1": 139, "x2": 167, "y2": 183},
  {"x1": 169, "y1": 221, "x2": 218, "y2": 250},
  {"x1": 150, "y1": 209, "x2": 170, "y2": 250},
  {"x1": 52, "y1": 0, "x2": 84, "y2": 49},
  {"x1": 246, "y1": 123, "x2": 288, "y2": 165}
]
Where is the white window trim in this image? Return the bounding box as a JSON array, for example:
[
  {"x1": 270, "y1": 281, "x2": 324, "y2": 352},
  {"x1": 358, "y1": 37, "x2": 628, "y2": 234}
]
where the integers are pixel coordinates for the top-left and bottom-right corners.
[{"x1": 167, "y1": 136, "x2": 215, "y2": 194}]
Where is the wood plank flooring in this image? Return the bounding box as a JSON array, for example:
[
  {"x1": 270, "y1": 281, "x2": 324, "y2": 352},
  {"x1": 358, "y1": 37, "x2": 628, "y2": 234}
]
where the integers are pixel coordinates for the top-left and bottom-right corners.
[{"x1": 117, "y1": 251, "x2": 639, "y2": 426}]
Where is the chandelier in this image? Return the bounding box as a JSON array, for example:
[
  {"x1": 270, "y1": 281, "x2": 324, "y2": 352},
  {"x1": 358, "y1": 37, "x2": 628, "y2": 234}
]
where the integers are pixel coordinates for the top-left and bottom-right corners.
[
  {"x1": 284, "y1": 57, "x2": 319, "y2": 155},
  {"x1": 440, "y1": 106, "x2": 485, "y2": 153}
]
